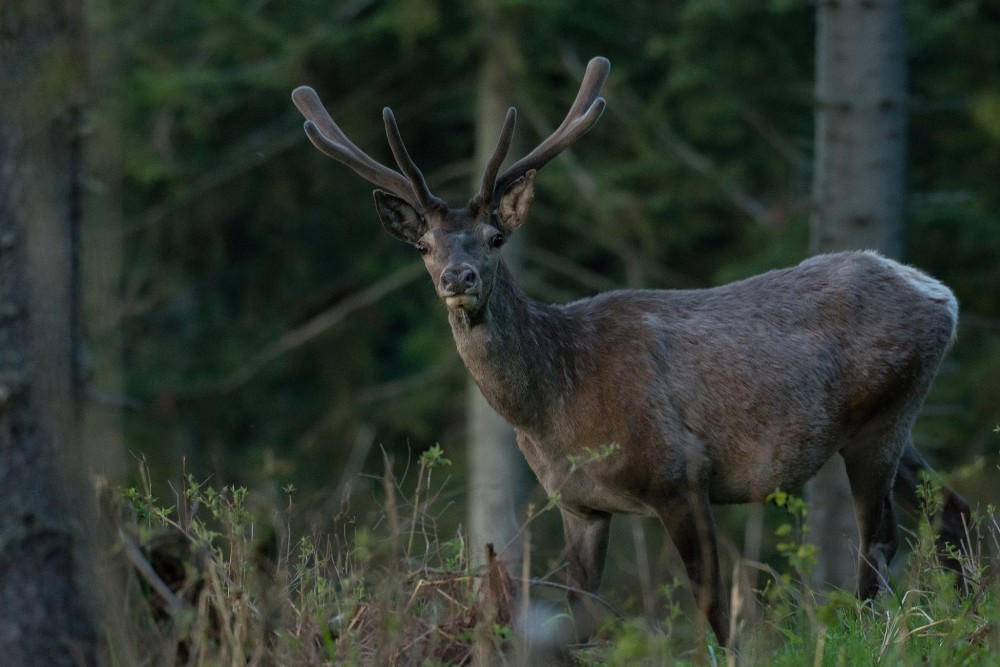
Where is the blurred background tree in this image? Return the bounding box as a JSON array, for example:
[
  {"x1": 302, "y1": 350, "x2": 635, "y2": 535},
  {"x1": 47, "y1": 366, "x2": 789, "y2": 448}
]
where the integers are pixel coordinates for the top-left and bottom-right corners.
[
  {"x1": 465, "y1": 1, "x2": 530, "y2": 573},
  {"x1": 88, "y1": 0, "x2": 998, "y2": 597},
  {"x1": 805, "y1": 0, "x2": 909, "y2": 593}
]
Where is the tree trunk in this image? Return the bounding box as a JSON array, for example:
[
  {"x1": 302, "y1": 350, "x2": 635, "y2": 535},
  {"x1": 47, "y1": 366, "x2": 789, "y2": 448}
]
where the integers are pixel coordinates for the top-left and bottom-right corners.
[
  {"x1": 807, "y1": 0, "x2": 908, "y2": 591},
  {"x1": 467, "y1": 33, "x2": 530, "y2": 571},
  {"x1": 84, "y1": 0, "x2": 127, "y2": 483},
  {"x1": 0, "y1": 1, "x2": 98, "y2": 663}
]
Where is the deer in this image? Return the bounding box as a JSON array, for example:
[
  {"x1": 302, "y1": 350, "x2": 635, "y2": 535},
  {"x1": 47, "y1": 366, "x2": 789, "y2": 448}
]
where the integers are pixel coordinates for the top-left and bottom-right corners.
[{"x1": 292, "y1": 56, "x2": 971, "y2": 647}]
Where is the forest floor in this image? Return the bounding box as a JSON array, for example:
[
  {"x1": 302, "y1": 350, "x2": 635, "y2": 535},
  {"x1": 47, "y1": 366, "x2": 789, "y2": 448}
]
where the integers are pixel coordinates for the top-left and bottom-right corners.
[{"x1": 104, "y1": 452, "x2": 999, "y2": 666}]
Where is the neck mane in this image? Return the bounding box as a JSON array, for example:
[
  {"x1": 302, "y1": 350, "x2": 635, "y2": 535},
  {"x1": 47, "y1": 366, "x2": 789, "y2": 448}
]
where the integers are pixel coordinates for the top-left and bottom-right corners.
[{"x1": 447, "y1": 260, "x2": 576, "y2": 431}]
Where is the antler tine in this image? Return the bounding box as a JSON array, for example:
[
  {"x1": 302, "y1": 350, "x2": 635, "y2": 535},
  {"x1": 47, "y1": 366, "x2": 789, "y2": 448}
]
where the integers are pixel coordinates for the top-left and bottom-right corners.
[
  {"x1": 474, "y1": 107, "x2": 517, "y2": 209},
  {"x1": 292, "y1": 86, "x2": 422, "y2": 209},
  {"x1": 492, "y1": 57, "x2": 610, "y2": 203},
  {"x1": 382, "y1": 108, "x2": 442, "y2": 212},
  {"x1": 560, "y1": 56, "x2": 611, "y2": 130}
]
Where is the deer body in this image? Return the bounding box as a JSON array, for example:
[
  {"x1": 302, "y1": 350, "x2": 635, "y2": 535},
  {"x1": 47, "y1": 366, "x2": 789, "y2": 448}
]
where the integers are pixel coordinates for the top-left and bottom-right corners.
[
  {"x1": 293, "y1": 57, "x2": 970, "y2": 647},
  {"x1": 454, "y1": 250, "x2": 956, "y2": 513}
]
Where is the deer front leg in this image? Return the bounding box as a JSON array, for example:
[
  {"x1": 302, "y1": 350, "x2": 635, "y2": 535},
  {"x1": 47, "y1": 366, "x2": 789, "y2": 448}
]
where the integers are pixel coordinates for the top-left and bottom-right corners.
[
  {"x1": 656, "y1": 491, "x2": 730, "y2": 647},
  {"x1": 559, "y1": 506, "x2": 611, "y2": 640}
]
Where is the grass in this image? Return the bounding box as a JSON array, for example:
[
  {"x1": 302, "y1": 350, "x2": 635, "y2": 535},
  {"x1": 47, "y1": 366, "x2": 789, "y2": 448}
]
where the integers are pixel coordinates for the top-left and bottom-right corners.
[{"x1": 106, "y1": 447, "x2": 999, "y2": 666}]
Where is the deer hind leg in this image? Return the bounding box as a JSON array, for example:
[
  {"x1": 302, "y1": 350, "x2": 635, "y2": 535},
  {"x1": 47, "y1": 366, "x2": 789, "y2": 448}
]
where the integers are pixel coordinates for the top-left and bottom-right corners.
[
  {"x1": 842, "y1": 445, "x2": 900, "y2": 599},
  {"x1": 893, "y1": 439, "x2": 972, "y2": 586},
  {"x1": 655, "y1": 490, "x2": 730, "y2": 647},
  {"x1": 558, "y1": 507, "x2": 611, "y2": 640}
]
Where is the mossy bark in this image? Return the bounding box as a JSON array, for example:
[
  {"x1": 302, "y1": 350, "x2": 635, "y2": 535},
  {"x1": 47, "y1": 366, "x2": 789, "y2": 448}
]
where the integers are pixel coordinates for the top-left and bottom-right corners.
[{"x1": 0, "y1": 1, "x2": 98, "y2": 663}]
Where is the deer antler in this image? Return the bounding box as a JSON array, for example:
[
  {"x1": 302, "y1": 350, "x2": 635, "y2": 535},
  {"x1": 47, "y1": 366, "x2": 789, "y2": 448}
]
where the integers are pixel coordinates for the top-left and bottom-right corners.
[
  {"x1": 472, "y1": 107, "x2": 517, "y2": 210},
  {"x1": 295, "y1": 56, "x2": 609, "y2": 215},
  {"x1": 291, "y1": 86, "x2": 440, "y2": 213},
  {"x1": 479, "y1": 57, "x2": 610, "y2": 209},
  {"x1": 381, "y1": 108, "x2": 442, "y2": 211}
]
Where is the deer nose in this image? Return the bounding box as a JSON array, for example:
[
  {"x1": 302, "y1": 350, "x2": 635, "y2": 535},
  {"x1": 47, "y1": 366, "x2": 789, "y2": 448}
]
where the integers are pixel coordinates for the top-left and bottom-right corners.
[{"x1": 440, "y1": 264, "x2": 480, "y2": 294}]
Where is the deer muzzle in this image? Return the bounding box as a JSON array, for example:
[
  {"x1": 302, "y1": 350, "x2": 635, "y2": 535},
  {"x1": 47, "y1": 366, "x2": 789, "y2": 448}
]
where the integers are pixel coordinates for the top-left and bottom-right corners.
[{"x1": 439, "y1": 264, "x2": 481, "y2": 311}]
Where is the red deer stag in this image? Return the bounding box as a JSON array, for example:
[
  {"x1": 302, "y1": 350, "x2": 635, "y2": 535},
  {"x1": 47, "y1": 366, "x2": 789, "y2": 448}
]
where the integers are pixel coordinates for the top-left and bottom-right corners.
[{"x1": 292, "y1": 57, "x2": 970, "y2": 646}]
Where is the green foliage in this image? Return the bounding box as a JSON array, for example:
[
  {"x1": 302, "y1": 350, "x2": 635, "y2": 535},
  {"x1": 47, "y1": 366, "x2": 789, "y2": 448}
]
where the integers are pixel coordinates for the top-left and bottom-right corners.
[
  {"x1": 729, "y1": 479, "x2": 1000, "y2": 667},
  {"x1": 567, "y1": 442, "x2": 620, "y2": 471},
  {"x1": 117, "y1": 456, "x2": 520, "y2": 665},
  {"x1": 115, "y1": 458, "x2": 1000, "y2": 665},
  {"x1": 766, "y1": 489, "x2": 819, "y2": 585},
  {"x1": 585, "y1": 617, "x2": 677, "y2": 665},
  {"x1": 418, "y1": 442, "x2": 452, "y2": 469}
]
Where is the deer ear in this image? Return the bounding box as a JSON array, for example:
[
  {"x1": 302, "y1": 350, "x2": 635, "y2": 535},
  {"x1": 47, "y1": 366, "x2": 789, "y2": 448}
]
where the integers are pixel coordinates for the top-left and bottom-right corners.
[
  {"x1": 496, "y1": 169, "x2": 536, "y2": 234},
  {"x1": 373, "y1": 190, "x2": 426, "y2": 244}
]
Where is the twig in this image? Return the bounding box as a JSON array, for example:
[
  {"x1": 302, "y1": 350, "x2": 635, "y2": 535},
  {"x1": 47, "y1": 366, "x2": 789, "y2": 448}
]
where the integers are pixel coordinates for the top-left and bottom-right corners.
[
  {"x1": 523, "y1": 245, "x2": 620, "y2": 293},
  {"x1": 525, "y1": 579, "x2": 624, "y2": 619},
  {"x1": 353, "y1": 358, "x2": 458, "y2": 407},
  {"x1": 119, "y1": 529, "x2": 187, "y2": 618},
  {"x1": 562, "y1": 47, "x2": 775, "y2": 226},
  {"x1": 183, "y1": 261, "x2": 425, "y2": 396},
  {"x1": 125, "y1": 126, "x2": 304, "y2": 238}
]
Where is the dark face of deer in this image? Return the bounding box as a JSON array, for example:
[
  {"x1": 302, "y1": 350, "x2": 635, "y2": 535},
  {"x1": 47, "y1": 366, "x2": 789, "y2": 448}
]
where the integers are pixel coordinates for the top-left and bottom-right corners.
[
  {"x1": 291, "y1": 57, "x2": 607, "y2": 318},
  {"x1": 372, "y1": 171, "x2": 536, "y2": 319}
]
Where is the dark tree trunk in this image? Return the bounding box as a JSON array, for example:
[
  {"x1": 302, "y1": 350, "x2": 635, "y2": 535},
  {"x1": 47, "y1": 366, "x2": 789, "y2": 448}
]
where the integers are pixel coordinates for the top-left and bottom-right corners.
[
  {"x1": 0, "y1": 1, "x2": 98, "y2": 663},
  {"x1": 807, "y1": 0, "x2": 908, "y2": 591}
]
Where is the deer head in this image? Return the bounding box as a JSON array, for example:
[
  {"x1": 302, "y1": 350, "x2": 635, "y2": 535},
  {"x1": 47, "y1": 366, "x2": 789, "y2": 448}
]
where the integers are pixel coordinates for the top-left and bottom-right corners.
[{"x1": 291, "y1": 57, "x2": 610, "y2": 322}]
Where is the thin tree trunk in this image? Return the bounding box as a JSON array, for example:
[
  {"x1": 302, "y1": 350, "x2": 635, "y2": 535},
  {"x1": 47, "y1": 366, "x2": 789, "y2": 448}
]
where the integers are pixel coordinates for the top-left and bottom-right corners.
[
  {"x1": 0, "y1": 1, "x2": 98, "y2": 663},
  {"x1": 807, "y1": 0, "x2": 908, "y2": 591},
  {"x1": 467, "y1": 31, "x2": 529, "y2": 572}
]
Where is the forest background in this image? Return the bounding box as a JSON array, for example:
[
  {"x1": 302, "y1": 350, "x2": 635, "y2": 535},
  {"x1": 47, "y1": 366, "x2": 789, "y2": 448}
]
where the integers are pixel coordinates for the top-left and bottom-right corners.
[
  {"x1": 102, "y1": 0, "x2": 999, "y2": 524},
  {"x1": 3, "y1": 0, "x2": 1000, "y2": 661}
]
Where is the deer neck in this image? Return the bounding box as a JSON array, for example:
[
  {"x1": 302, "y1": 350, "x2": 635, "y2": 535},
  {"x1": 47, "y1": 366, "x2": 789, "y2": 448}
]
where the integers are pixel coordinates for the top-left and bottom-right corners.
[{"x1": 447, "y1": 260, "x2": 571, "y2": 431}]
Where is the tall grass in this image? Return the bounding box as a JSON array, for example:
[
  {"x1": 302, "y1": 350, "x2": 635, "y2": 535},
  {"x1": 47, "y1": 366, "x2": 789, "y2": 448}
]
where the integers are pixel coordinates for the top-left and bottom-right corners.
[{"x1": 109, "y1": 448, "x2": 998, "y2": 666}]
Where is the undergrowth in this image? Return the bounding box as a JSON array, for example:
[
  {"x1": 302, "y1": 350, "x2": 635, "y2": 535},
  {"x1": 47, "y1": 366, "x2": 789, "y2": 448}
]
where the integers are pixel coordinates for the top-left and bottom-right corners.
[{"x1": 109, "y1": 445, "x2": 999, "y2": 666}]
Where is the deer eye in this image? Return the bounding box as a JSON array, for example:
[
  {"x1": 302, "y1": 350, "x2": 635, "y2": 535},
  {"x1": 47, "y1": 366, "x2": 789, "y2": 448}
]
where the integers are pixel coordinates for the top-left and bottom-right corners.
[
  {"x1": 415, "y1": 240, "x2": 429, "y2": 255},
  {"x1": 489, "y1": 233, "x2": 504, "y2": 249}
]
